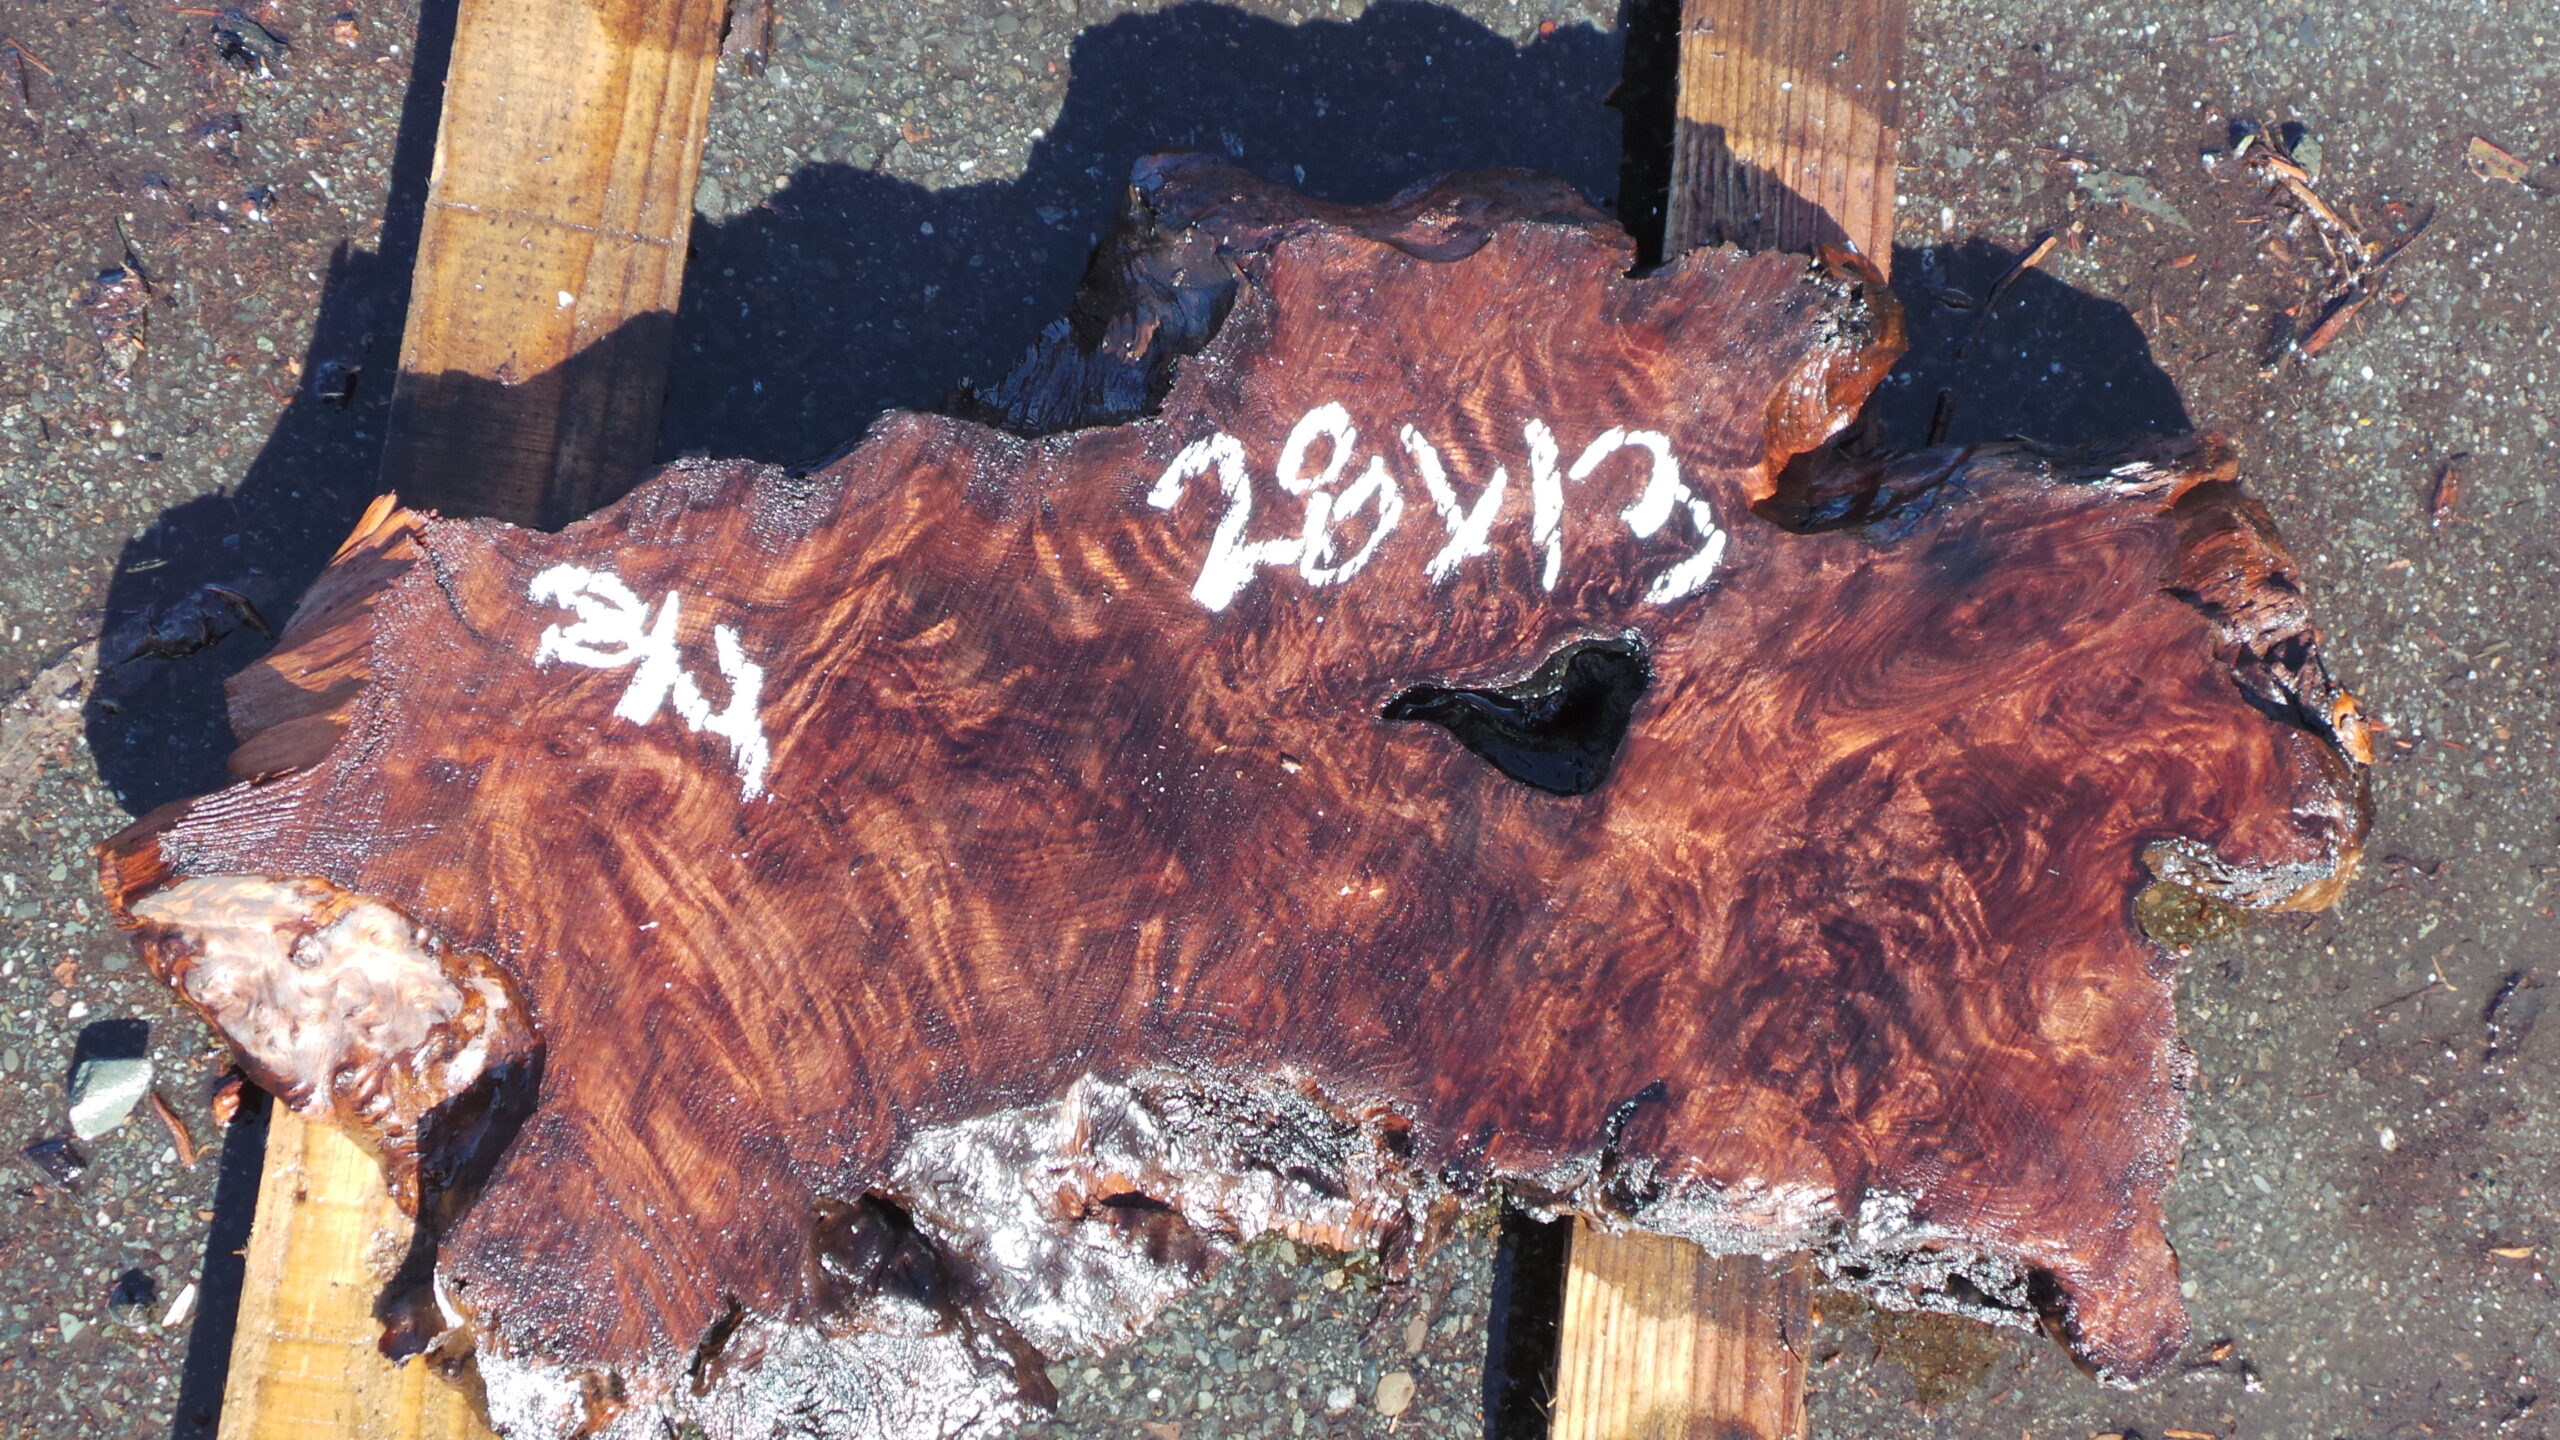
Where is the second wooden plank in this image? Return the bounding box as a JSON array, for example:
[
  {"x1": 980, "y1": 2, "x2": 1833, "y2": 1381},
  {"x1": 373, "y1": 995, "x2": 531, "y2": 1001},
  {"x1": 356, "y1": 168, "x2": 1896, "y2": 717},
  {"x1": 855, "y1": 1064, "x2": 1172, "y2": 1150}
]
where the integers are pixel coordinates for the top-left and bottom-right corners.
[
  {"x1": 1552, "y1": 1221, "x2": 1812, "y2": 1440},
  {"x1": 1665, "y1": 0, "x2": 1909, "y2": 268}
]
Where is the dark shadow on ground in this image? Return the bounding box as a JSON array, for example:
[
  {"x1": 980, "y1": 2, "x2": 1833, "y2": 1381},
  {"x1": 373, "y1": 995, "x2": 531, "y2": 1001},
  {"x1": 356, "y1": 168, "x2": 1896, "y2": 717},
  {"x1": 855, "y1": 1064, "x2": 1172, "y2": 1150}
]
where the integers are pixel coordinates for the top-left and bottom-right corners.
[
  {"x1": 1607, "y1": 0, "x2": 1681, "y2": 268},
  {"x1": 657, "y1": 1, "x2": 1627, "y2": 468},
  {"x1": 86, "y1": 0, "x2": 1631, "y2": 816},
  {"x1": 168, "y1": 1085, "x2": 270, "y2": 1440},
  {"x1": 1482, "y1": 1208, "x2": 1573, "y2": 1440},
  {"x1": 1867, "y1": 239, "x2": 2192, "y2": 449},
  {"x1": 86, "y1": 0, "x2": 459, "y2": 815},
  {"x1": 67, "y1": 1016, "x2": 150, "y2": 1078}
]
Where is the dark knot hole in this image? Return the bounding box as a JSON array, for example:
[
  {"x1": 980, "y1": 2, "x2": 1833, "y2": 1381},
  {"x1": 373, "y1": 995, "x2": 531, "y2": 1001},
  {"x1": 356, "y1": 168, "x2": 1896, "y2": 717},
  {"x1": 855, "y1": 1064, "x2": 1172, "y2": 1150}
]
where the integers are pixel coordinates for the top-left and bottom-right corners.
[{"x1": 1381, "y1": 636, "x2": 1651, "y2": 796}]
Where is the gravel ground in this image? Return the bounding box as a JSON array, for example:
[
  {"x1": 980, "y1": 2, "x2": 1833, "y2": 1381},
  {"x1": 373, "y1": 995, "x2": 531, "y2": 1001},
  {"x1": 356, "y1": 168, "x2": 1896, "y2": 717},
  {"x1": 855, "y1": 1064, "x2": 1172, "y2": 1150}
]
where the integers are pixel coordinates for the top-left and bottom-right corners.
[{"x1": 0, "y1": 1, "x2": 2552, "y2": 1437}]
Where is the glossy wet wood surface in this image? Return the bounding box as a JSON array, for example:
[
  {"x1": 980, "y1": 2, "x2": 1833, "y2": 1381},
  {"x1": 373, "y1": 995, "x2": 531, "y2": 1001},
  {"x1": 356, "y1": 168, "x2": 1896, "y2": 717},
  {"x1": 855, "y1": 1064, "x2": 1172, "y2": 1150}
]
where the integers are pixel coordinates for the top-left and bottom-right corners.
[{"x1": 103, "y1": 157, "x2": 2367, "y2": 1427}]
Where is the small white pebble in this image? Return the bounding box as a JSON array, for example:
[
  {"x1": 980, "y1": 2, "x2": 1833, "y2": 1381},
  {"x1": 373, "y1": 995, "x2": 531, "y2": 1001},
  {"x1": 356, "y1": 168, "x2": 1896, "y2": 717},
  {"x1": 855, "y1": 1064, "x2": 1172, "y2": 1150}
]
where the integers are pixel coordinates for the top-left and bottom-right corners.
[
  {"x1": 1375, "y1": 1371, "x2": 1417, "y2": 1417},
  {"x1": 555, "y1": 290, "x2": 575, "y2": 309},
  {"x1": 2378, "y1": 1126, "x2": 2398, "y2": 1151}
]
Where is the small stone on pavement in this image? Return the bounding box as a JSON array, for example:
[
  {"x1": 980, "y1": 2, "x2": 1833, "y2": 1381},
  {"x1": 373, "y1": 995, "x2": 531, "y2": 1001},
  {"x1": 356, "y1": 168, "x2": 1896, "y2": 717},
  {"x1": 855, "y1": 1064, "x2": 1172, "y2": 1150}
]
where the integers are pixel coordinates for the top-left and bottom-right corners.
[
  {"x1": 1375, "y1": 1369, "x2": 1417, "y2": 1417},
  {"x1": 69, "y1": 1054, "x2": 153, "y2": 1140}
]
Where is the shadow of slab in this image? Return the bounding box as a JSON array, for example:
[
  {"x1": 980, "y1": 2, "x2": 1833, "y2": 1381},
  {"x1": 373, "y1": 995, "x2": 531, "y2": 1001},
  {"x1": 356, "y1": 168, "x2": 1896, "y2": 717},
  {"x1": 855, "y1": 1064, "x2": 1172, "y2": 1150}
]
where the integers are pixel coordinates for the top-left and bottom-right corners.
[
  {"x1": 1869, "y1": 238, "x2": 2192, "y2": 450},
  {"x1": 87, "y1": 0, "x2": 1629, "y2": 817},
  {"x1": 657, "y1": 1, "x2": 1629, "y2": 468}
]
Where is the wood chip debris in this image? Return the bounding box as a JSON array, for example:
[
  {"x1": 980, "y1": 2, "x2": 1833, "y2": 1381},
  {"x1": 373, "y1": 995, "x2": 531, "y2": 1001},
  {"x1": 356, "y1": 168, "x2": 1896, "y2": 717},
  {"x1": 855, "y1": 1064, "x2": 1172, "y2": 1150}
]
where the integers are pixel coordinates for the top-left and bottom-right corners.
[
  {"x1": 720, "y1": 0, "x2": 771, "y2": 74},
  {"x1": 2254, "y1": 152, "x2": 2361, "y2": 246},
  {"x1": 2428, "y1": 453, "x2": 2467, "y2": 530},
  {"x1": 2464, "y1": 135, "x2": 2555, "y2": 190},
  {"x1": 78, "y1": 267, "x2": 151, "y2": 389},
  {"x1": 148, "y1": 1089, "x2": 198, "y2": 1168},
  {"x1": 209, "y1": 1070, "x2": 245, "y2": 1128},
  {"x1": 0, "y1": 35, "x2": 52, "y2": 112},
  {"x1": 2488, "y1": 1246, "x2": 2537, "y2": 1260},
  {"x1": 2469, "y1": 136, "x2": 2533, "y2": 185},
  {"x1": 2210, "y1": 122, "x2": 2435, "y2": 361}
]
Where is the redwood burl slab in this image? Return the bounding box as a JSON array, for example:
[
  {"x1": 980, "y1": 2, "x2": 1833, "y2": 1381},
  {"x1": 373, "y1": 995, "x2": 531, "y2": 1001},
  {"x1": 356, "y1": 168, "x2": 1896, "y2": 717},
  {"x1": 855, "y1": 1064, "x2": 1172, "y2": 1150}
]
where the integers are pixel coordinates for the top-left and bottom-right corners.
[{"x1": 101, "y1": 156, "x2": 2367, "y2": 1436}]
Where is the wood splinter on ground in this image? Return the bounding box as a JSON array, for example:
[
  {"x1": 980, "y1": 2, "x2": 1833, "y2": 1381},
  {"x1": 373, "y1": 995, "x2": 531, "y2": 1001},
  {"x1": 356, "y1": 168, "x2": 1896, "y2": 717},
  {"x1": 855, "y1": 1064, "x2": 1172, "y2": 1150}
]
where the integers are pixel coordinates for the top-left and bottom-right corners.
[
  {"x1": 2428, "y1": 452, "x2": 2467, "y2": 531},
  {"x1": 2222, "y1": 132, "x2": 2434, "y2": 362},
  {"x1": 103, "y1": 147, "x2": 2368, "y2": 1438}
]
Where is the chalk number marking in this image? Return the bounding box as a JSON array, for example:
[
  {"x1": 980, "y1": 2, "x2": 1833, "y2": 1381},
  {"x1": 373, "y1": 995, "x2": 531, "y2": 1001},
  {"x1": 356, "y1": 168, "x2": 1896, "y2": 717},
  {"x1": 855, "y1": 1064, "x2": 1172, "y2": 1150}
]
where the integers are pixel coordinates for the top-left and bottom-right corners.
[
  {"x1": 528, "y1": 565, "x2": 771, "y2": 800},
  {"x1": 1148, "y1": 405, "x2": 1728, "y2": 612}
]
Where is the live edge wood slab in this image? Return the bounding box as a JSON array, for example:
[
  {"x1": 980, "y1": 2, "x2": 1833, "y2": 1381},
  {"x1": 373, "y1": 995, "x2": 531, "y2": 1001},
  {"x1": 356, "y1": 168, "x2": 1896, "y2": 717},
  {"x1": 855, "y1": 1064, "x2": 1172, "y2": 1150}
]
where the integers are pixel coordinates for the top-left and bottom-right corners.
[{"x1": 100, "y1": 156, "x2": 2368, "y2": 1439}]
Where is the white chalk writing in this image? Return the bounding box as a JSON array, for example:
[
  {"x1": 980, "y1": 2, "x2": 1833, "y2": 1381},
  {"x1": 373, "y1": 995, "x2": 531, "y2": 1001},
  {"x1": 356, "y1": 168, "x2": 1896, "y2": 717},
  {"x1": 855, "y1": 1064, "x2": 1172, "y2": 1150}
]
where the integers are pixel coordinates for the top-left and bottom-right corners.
[
  {"x1": 527, "y1": 565, "x2": 771, "y2": 800},
  {"x1": 1149, "y1": 406, "x2": 1726, "y2": 612}
]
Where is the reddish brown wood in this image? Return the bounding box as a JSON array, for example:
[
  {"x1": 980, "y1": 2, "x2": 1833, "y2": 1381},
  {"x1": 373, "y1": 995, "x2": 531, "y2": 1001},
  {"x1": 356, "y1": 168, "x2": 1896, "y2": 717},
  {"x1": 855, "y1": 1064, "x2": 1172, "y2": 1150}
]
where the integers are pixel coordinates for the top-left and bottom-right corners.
[{"x1": 100, "y1": 156, "x2": 2367, "y2": 1438}]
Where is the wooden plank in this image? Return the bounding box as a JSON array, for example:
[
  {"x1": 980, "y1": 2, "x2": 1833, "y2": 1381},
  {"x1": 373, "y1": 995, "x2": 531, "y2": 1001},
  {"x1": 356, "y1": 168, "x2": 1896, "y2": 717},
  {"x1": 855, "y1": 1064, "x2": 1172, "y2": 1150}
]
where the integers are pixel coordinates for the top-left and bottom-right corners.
[
  {"x1": 1664, "y1": 0, "x2": 1909, "y2": 270},
  {"x1": 1556, "y1": 4, "x2": 1910, "y2": 1436},
  {"x1": 217, "y1": 1, "x2": 724, "y2": 1434},
  {"x1": 378, "y1": 0, "x2": 724, "y2": 526},
  {"x1": 218, "y1": 1111, "x2": 489, "y2": 1440},
  {"x1": 1551, "y1": 1222, "x2": 1811, "y2": 1440}
]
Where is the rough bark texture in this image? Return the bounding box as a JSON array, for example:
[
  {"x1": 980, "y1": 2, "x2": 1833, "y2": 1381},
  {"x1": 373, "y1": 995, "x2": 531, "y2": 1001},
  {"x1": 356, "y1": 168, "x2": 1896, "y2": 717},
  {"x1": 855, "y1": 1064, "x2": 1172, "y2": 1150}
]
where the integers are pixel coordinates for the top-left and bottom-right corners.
[{"x1": 100, "y1": 156, "x2": 2368, "y2": 1438}]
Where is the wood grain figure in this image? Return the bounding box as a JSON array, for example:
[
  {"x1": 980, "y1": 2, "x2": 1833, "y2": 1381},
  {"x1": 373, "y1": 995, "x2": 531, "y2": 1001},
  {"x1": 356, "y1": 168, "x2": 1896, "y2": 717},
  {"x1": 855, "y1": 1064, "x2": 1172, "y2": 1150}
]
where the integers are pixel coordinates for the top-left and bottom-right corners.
[{"x1": 103, "y1": 156, "x2": 2367, "y2": 1438}]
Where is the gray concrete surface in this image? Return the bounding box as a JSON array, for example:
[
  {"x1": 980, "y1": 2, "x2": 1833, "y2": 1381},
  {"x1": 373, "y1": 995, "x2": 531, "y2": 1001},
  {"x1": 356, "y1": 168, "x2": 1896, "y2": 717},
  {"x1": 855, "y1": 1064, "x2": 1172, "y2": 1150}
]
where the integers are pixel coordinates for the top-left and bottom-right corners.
[{"x1": 0, "y1": 0, "x2": 2551, "y2": 1436}]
